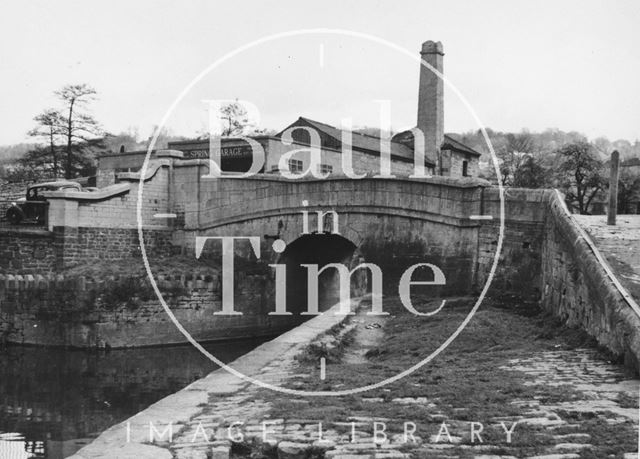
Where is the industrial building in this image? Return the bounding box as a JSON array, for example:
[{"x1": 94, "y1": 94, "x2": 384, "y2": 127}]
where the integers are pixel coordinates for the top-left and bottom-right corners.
[{"x1": 97, "y1": 40, "x2": 481, "y2": 187}]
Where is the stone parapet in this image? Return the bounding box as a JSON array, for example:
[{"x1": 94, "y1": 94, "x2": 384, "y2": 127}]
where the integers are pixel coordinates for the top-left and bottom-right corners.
[{"x1": 541, "y1": 191, "x2": 640, "y2": 371}]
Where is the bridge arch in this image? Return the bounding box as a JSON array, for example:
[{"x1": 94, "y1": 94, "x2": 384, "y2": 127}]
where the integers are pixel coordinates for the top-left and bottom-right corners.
[
  {"x1": 276, "y1": 233, "x2": 365, "y2": 314},
  {"x1": 168, "y1": 173, "x2": 491, "y2": 308}
]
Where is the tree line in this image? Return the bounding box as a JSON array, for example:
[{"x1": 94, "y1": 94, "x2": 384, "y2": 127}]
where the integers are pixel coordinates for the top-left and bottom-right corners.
[
  {"x1": 450, "y1": 129, "x2": 640, "y2": 214},
  {"x1": 1, "y1": 90, "x2": 639, "y2": 215}
]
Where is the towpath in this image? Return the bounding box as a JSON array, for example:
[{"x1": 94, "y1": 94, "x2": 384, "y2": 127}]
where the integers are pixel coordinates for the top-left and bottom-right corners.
[
  {"x1": 574, "y1": 214, "x2": 640, "y2": 304},
  {"x1": 71, "y1": 295, "x2": 640, "y2": 459}
]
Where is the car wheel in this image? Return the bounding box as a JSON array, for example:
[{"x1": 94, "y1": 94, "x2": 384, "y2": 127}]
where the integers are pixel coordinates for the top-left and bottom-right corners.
[{"x1": 6, "y1": 208, "x2": 22, "y2": 225}]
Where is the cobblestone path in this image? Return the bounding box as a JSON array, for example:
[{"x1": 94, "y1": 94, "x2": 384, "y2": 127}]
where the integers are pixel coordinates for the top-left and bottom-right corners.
[
  {"x1": 169, "y1": 299, "x2": 640, "y2": 459},
  {"x1": 575, "y1": 214, "x2": 640, "y2": 303}
]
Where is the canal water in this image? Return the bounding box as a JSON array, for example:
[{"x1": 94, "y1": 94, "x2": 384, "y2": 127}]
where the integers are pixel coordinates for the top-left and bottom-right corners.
[{"x1": 0, "y1": 338, "x2": 268, "y2": 459}]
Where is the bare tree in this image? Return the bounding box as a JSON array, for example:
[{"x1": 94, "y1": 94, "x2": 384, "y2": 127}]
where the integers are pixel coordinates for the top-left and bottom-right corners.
[
  {"x1": 219, "y1": 101, "x2": 252, "y2": 136},
  {"x1": 55, "y1": 84, "x2": 103, "y2": 178},
  {"x1": 24, "y1": 109, "x2": 65, "y2": 177},
  {"x1": 196, "y1": 100, "x2": 270, "y2": 139}
]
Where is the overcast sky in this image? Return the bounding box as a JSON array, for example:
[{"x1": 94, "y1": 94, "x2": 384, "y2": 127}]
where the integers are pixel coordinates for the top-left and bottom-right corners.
[{"x1": 1, "y1": 0, "x2": 639, "y2": 146}]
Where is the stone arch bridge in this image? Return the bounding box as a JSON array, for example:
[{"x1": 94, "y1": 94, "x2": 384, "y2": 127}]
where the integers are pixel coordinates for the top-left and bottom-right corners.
[
  {"x1": 4, "y1": 153, "x2": 639, "y2": 369},
  {"x1": 171, "y1": 171, "x2": 496, "y2": 298}
]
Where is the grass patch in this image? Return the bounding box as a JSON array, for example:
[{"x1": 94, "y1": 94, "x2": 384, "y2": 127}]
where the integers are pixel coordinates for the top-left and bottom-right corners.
[
  {"x1": 616, "y1": 391, "x2": 639, "y2": 409},
  {"x1": 295, "y1": 320, "x2": 358, "y2": 365},
  {"x1": 253, "y1": 295, "x2": 636, "y2": 457},
  {"x1": 63, "y1": 254, "x2": 220, "y2": 278}
]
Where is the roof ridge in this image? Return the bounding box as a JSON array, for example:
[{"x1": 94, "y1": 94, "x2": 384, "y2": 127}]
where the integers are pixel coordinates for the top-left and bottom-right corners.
[
  {"x1": 298, "y1": 116, "x2": 396, "y2": 141},
  {"x1": 442, "y1": 134, "x2": 482, "y2": 156}
]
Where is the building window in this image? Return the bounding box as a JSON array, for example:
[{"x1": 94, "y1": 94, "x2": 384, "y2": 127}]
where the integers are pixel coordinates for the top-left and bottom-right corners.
[
  {"x1": 462, "y1": 160, "x2": 469, "y2": 177},
  {"x1": 318, "y1": 163, "x2": 333, "y2": 175},
  {"x1": 288, "y1": 159, "x2": 304, "y2": 173}
]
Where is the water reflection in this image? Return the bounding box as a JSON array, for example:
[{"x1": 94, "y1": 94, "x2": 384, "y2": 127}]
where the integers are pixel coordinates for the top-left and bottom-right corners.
[{"x1": 0, "y1": 338, "x2": 267, "y2": 459}]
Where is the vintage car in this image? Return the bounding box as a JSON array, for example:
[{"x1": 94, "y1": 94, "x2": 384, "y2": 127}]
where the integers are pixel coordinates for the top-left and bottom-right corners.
[{"x1": 5, "y1": 181, "x2": 82, "y2": 225}]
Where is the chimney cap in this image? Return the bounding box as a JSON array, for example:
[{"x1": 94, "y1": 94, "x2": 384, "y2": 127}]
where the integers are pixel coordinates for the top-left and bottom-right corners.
[{"x1": 421, "y1": 41, "x2": 444, "y2": 55}]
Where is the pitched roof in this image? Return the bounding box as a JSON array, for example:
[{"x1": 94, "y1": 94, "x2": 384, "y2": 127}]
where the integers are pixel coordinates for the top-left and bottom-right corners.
[
  {"x1": 392, "y1": 128, "x2": 482, "y2": 157},
  {"x1": 277, "y1": 117, "x2": 435, "y2": 166},
  {"x1": 441, "y1": 135, "x2": 482, "y2": 157}
]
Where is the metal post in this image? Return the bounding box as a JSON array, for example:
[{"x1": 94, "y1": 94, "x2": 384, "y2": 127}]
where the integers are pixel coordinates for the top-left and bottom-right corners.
[{"x1": 607, "y1": 150, "x2": 620, "y2": 225}]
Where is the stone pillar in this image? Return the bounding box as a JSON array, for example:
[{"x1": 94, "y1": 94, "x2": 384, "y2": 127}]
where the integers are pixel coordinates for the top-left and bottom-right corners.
[
  {"x1": 607, "y1": 150, "x2": 620, "y2": 225},
  {"x1": 46, "y1": 197, "x2": 80, "y2": 269},
  {"x1": 46, "y1": 198, "x2": 79, "y2": 231},
  {"x1": 417, "y1": 40, "x2": 445, "y2": 174}
]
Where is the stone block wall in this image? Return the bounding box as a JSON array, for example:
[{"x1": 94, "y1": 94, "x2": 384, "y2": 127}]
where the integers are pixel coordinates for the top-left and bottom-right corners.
[
  {"x1": 540, "y1": 192, "x2": 640, "y2": 371},
  {"x1": 0, "y1": 229, "x2": 57, "y2": 274},
  {"x1": 96, "y1": 150, "x2": 157, "y2": 187},
  {"x1": 55, "y1": 227, "x2": 174, "y2": 268},
  {"x1": 475, "y1": 188, "x2": 549, "y2": 299},
  {"x1": 44, "y1": 161, "x2": 175, "y2": 269},
  {"x1": 0, "y1": 270, "x2": 299, "y2": 348},
  {"x1": 182, "y1": 173, "x2": 486, "y2": 231},
  {"x1": 76, "y1": 166, "x2": 169, "y2": 229},
  {"x1": 449, "y1": 151, "x2": 479, "y2": 178},
  {"x1": 173, "y1": 171, "x2": 489, "y2": 299},
  {"x1": 474, "y1": 187, "x2": 640, "y2": 370}
]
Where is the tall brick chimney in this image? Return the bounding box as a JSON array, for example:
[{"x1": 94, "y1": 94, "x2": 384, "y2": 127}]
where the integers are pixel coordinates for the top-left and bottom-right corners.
[{"x1": 417, "y1": 40, "x2": 444, "y2": 170}]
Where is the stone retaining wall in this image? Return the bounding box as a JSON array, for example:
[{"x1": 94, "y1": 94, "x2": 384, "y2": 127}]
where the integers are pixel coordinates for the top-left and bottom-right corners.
[
  {"x1": 0, "y1": 226, "x2": 174, "y2": 273},
  {"x1": 475, "y1": 188, "x2": 640, "y2": 369},
  {"x1": 541, "y1": 191, "x2": 640, "y2": 371},
  {"x1": 475, "y1": 188, "x2": 549, "y2": 299},
  {"x1": 0, "y1": 229, "x2": 57, "y2": 273},
  {"x1": 57, "y1": 227, "x2": 174, "y2": 267},
  {"x1": 0, "y1": 270, "x2": 295, "y2": 347}
]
